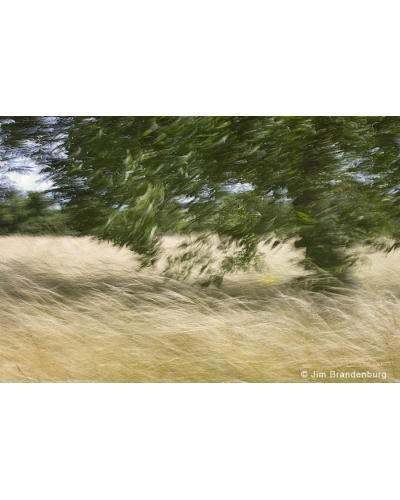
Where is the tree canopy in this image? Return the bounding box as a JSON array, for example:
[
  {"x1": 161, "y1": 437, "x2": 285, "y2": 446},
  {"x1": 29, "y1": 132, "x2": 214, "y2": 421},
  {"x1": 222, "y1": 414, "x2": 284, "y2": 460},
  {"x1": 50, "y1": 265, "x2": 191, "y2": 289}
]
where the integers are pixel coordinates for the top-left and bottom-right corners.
[{"x1": 1, "y1": 116, "x2": 400, "y2": 287}]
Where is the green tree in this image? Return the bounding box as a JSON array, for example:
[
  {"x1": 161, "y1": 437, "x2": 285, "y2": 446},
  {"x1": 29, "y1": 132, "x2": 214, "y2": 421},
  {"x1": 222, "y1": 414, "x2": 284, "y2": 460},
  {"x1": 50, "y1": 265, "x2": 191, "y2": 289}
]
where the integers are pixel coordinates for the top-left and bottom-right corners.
[
  {"x1": 0, "y1": 188, "x2": 27, "y2": 234},
  {"x1": 0, "y1": 187, "x2": 77, "y2": 236},
  {"x1": 3, "y1": 116, "x2": 400, "y2": 287}
]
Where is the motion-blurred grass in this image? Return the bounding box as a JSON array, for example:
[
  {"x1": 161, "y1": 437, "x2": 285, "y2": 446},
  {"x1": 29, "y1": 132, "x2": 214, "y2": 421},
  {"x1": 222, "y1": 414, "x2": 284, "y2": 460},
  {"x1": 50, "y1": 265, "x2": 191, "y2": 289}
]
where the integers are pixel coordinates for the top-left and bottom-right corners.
[{"x1": 0, "y1": 235, "x2": 399, "y2": 382}]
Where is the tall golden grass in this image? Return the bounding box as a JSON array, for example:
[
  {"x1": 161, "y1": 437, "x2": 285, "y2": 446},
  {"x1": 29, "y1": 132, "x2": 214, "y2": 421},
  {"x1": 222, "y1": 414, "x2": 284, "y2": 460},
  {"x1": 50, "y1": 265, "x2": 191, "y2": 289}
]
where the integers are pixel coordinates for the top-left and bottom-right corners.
[{"x1": 0, "y1": 235, "x2": 399, "y2": 382}]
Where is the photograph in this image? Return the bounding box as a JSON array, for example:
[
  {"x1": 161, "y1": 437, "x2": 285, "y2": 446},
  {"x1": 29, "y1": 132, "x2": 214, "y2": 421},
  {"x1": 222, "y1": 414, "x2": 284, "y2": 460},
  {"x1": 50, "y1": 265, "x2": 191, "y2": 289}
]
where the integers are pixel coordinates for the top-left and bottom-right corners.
[{"x1": 1, "y1": 116, "x2": 399, "y2": 382}]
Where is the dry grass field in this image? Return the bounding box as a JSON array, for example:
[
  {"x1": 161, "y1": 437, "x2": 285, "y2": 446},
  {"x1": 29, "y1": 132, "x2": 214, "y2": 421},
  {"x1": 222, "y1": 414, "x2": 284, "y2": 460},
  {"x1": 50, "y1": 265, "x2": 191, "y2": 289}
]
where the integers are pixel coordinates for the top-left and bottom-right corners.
[{"x1": 0, "y1": 235, "x2": 399, "y2": 382}]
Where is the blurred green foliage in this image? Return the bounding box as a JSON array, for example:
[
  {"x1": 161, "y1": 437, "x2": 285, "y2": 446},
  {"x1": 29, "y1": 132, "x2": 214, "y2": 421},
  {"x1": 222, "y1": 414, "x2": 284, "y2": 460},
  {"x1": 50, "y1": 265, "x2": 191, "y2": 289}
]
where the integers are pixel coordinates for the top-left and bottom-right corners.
[
  {"x1": 0, "y1": 189, "x2": 77, "y2": 236},
  {"x1": 2, "y1": 116, "x2": 400, "y2": 286}
]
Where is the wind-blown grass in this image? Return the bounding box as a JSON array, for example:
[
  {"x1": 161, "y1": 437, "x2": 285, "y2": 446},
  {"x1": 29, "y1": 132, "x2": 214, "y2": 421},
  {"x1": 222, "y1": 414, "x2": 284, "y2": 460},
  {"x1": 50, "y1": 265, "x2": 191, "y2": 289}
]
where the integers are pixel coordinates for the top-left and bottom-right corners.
[{"x1": 0, "y1": 235, "x2": 399, "y2": 382}]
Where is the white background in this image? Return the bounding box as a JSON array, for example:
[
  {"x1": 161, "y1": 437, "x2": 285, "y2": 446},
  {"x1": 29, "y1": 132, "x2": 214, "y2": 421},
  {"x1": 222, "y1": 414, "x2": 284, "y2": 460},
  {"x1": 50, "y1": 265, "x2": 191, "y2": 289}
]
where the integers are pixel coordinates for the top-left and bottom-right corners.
[{"x1": 1, "y1": 1, "x2": 399, "y2": 498}]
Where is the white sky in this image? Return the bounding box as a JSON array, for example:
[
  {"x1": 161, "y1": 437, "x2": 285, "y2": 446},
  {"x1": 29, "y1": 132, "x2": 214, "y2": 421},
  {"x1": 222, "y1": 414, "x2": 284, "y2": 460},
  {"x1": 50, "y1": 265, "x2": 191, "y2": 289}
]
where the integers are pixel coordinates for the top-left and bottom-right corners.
[
  {"x1": 4, "y1": 158, "x2": 53, "y2": 192},
  {"x1": 7, "y1": 170, "x2": 52, "y2": 192}
]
